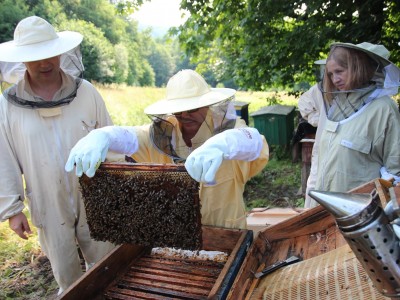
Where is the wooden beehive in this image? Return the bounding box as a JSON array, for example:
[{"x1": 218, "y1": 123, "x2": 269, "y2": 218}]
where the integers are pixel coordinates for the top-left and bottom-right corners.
[
  {"x1": 79, "y1": 162, "x2": 202, "y2": 250},
  {"x1": 58, "y1": 226, "x2": 253, "y2": 300},
  {"x1": 228, "y1": 179, "x2": 393, "y2": 300}
]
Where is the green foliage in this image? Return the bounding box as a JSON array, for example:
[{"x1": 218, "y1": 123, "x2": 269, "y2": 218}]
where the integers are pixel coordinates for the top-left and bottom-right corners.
[
  {"x1": 147, "y1": 42, "x2": 176, "y2": 87},
  {"x1": 114, "y1": 43, "x2": 129, "y2": 83},
  {"x1": 0, "y1": 0, "x2": 29, "y2": 42},
  {"x1": 265, "y1": 92, "x2": 282, "y2": 106},
  {"x1": 138, "y1": 61, "x2": 156, "y2": 87},
  {"x1": 270, "y1": 145, "x2": 291, "y2": 161},
  {"x1": 62, "y1": 19, "x2": 116, "y2": 83},
  {"x1": 0, "y1": 0, "x2": 181, "y2": 87},
  {"x1": 113, "y1": 0, "x2": 148, "y2": 16},
  {"x1": 178, "y1": 0, "x2": 400, "y2": 92},
  {"x1": 245, "y1": 157, "x2": 302, "y2": 210}
]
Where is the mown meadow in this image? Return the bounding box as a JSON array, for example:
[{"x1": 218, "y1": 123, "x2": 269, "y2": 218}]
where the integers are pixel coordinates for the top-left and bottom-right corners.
[{"x1": 0, "y1": 85, "x2": 301, "y2": 299}]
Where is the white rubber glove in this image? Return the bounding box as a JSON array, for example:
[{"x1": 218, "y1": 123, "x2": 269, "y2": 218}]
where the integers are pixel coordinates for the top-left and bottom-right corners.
[
  {"x1": 380, "y1": 166, "x2": 400, "y2": 185},
  {"x1": 65, "y1": 126, "x2": 138, "y2": 177},
  {"x1": 185, "y1": 128, "x2": 263, "y2": 184}
]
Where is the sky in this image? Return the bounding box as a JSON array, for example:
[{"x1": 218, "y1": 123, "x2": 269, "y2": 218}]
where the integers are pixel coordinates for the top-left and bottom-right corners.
[{"x1": 131, "y1": 0, "x2": 189, "y2": 31}]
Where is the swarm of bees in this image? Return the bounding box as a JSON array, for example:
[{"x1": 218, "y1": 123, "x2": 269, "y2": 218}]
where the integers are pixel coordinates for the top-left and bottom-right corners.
[{"x1": 79, "y1": 163, "x2": 202, "y2": 250}]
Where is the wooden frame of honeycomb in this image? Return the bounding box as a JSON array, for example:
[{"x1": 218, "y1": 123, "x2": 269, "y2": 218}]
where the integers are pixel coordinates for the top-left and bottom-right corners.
[{"x1": 79, "y1": 162, "x2": 202, "y2": 249}]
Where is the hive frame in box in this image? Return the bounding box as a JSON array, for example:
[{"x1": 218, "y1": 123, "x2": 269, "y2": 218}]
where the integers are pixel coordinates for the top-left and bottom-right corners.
[
  {"x1": 58, "y1": 226, "x2": 253, "y2": 299},
  {"x1": 228, "y1": 179, "x2": 392, "y2": 300},
  {"x1": 79, "y1": 162, "x2": 202, "y2": 249}
]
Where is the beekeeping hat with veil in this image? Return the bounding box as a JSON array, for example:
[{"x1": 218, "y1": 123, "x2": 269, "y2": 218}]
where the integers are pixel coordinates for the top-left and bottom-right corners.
[
  {"x1": 320, "y1": 42, "x2": 400, "y2": 105},
  {"x1": 144, "y1": 69, "x2": 238, "y2": 162},
  {"x1": 0, "y1": 16, "x2": 84, "y2": 108}
]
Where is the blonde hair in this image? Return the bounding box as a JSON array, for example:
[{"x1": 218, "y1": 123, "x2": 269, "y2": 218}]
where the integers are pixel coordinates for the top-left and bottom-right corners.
[{"x1": 323, "y1": 46, "x2": 377, "y2": 102}]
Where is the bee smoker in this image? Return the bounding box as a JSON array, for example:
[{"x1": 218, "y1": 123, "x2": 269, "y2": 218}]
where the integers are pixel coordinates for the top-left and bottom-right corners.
[{"x1": 309, "y1": 188, "x2": 400, "y2": 298}]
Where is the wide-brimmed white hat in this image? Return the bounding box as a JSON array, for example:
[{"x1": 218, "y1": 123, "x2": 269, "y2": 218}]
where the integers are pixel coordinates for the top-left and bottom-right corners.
[
  {"x1": 144, "y1": 69, "x2": 236, "y2": 115},
  {"x1": 330, "y1": 42, "x2": 392, "y2": 67},
  {"x1": 0, "y1": 16, "x2": 83, "y2": 63}
]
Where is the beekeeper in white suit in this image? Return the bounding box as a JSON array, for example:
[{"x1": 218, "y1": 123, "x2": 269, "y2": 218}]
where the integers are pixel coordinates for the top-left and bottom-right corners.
[
  {"x1": 0, "y1": 16, "x2": 115, "y2": 294},
  {"x1": 66, "y1": 69, "x2": 270, "y2": 229}
]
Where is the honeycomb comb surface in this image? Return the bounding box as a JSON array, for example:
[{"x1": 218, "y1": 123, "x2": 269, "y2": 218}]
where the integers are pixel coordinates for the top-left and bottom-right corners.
[{"x1": 79, "y1": 163, "x2": 202, "y2": 249}]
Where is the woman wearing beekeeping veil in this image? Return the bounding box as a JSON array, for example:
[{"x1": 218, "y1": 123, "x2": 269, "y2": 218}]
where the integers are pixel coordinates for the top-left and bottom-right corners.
[
  {"x1": 0, "y1": 16, "x2": 115, "y2": 294},
  {"x1": 312, "y1": 42, "x2": 400, "y2": 201},
  {"x1": 66, "y1": 69, "x2": 269, "y2": 229}
]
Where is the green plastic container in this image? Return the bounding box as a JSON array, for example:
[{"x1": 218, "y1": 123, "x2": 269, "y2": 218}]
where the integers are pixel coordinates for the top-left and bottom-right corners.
[{"x1": 250, "y1": 105, "x2": 296, "y2": 146}]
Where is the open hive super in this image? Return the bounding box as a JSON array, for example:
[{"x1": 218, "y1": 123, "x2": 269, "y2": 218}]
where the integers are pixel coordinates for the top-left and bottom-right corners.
[
  {"x1": 58, "y1": 227, "x2": 253, "y2": 300},
  {"x1": 79, "y1": 162, "x2": 202, "y2": 250}
]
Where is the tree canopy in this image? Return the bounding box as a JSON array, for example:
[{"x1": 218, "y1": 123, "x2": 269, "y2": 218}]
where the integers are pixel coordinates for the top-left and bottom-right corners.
[
  {"x1": 0, "y1": 0, "x2": 178, "y2": 87},
  {"x1": 2, "y1": 0, "x2": 400, "y2": 92},
  {"x1": 176, "y1": 0, "x2": 400, "y2": 92}
]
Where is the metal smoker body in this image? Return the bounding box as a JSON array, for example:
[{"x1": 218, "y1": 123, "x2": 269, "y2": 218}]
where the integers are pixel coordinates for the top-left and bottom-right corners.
[{"x1": 309, "y1": 189, "x2": 400, "y2": 298}]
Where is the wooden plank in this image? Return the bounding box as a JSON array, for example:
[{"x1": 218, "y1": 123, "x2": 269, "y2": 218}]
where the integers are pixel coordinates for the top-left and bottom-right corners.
[
  {"x1": 124, "y1": 268, "x2": 216, "y2": 288},
  {"x1": 132, "y1": 257, "x2": 223, "y2": 277},
  {"x1": 207, "y1": 229, "x2": 249, "y2": 298},
  {"x1": 201, "y1": 226, "x2": 243, "y2": 252},
  {"x1": 115, "y1": 278, "x2": 210, "y2": 297},
  {"x1": 257, "y1": 206, "x2": 335, "y2": 242},
  {"x1": 59, "y1": 244, "x2": 148, "y2": 300},
  {"x1": 105, "y1": 289, "x2": 177, "y2": 300},
  {"x1": 106, "y1": 282, "x2": 206, "y2": 299},
  {"x1": 244, "y1": 264, "x2": 265, "y2": 300},
  {"x1": 292, "y1": 234, "x2": 309, "y2": 260}
]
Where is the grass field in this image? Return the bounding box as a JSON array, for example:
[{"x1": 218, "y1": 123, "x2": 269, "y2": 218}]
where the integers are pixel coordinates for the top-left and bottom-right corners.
[
  {"x1": 0, "y1": 85, "x2": 301, "y2": 299},
  {"x1": 96, "y1": 84, "x2": 298, "y2": 126}
]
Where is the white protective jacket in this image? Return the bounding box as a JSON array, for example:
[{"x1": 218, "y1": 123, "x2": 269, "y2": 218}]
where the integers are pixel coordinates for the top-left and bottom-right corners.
[
  {"x1": 297, "y1": 84, "x2": 327, "y2": 208},
  {"x1": 0, "y1": 72, "x2": 115, "y2": 291},
  {"x1": 316, "y1": 93, "x2": 400, "y2": 193}
]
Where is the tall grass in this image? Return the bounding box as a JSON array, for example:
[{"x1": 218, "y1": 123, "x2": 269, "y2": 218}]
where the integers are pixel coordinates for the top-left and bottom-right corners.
[{"x1": 95, "y1": 83, "x2": 298, "y2": 126}]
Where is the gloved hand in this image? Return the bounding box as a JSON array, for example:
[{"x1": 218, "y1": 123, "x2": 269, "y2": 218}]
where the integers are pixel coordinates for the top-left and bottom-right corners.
[
  {"x1": 380, "y1": 166, "x2": 400, "y2": 185},
  {"x1": 65, "y1": 129, "x2": 110, "y2": 177},
  {"x1": 65, "y1": 126, "x2": 139, "y2": 177},
  {"x1": 185, "y1": 128, "x2": 263, "y2": 184}
]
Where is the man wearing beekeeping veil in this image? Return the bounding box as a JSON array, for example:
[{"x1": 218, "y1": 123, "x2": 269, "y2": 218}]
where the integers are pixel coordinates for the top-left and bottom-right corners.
[
  {"x1": 0, "y1": 16, "x2": 115, "y2": 294},
  {"x1": 66, "y1": 69, "x2": 269, "y2": 229}
]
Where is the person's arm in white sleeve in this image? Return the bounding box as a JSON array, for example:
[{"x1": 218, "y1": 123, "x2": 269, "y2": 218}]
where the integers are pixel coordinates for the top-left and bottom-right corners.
[
  {"x1": 65, "y1": 126, "x2": 138, "y2": 177},
  {"x1": 298, "y1": 84, "x2": 322, "y2": 127},
  {"x1": 0, "y1": 108, "x2": 31, "y2": 239},
  {"x1": 185, "y1": 127, "x2": 263, "y2": 183}
]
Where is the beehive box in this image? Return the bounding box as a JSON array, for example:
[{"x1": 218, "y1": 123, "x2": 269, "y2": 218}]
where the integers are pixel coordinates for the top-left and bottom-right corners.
[
  {"x1": 79, "y1": 162, "x2": 202, "y2": 250},
  {"x1": 228, "y1": 179, "x2": 392, "y2": 299},
  {"x1": 58, "y1": 226, "x2": 253, "y2": 300}
]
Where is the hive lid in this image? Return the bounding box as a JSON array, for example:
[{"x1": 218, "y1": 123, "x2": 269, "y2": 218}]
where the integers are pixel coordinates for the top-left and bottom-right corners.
[
  {"x1": 250, "y1": 104, "x2": 295, "y2": 117},
  {"x1": 232, "y1": 100, "x2": 250, "y2": 107}
]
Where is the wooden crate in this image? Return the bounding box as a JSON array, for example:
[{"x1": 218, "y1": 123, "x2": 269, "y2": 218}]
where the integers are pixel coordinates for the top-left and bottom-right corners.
[
  {"x1": 58, "y1": 226, "x2": 252, "y2": 300},
  {"x1": 228, "y1": 179, "x2": 393, "y2": 300}
]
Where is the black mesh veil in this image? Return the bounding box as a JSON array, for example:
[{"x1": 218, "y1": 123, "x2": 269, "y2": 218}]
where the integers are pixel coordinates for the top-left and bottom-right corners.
[
  {"x1": 1, "y1": 47, "x2": 84, "y2": 109},
  {"x1": 149, "y1": 97, "x2": 237, "y2": 162}
]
